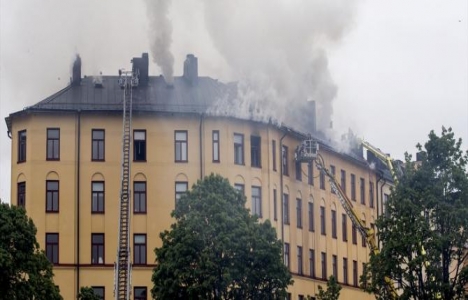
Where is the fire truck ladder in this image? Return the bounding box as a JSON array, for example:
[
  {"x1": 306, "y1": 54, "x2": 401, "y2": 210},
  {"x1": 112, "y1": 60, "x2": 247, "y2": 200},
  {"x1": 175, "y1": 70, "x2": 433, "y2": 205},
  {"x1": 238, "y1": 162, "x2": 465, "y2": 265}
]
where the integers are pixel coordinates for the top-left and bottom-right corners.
[{"x1": 114, "y1": 70, "x2": 138, "y2": 300}]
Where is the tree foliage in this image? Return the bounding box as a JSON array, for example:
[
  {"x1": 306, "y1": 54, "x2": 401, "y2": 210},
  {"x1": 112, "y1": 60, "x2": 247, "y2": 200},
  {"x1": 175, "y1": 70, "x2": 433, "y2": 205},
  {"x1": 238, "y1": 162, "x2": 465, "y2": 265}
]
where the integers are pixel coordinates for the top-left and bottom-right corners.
[
  {"x1": 361, "y1": 127, "x2": 468, "y2": 299},
  {"x1": 78, "y1": 287, "x2": 102, "y2": 300},
  {"x1": 151, "y1": 174, "x2": 293, "y2": 299},
  {"x1": 313, "y1": 275, "x2": 342, "y2": 300},
  {"x1": 0, "y1": 203, "x2": 62, "y2": 299}
]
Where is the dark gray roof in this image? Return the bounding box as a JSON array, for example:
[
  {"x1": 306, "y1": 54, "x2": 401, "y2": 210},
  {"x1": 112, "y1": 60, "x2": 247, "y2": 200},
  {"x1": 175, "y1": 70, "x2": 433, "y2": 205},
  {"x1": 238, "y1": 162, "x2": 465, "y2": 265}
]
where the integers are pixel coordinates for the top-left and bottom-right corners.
[
  {"x1": 28, "y1": 75, "x2": 235, "y2": 114},
  {"x1": 5, "y1": 73, "x2": 373, "y2": 168}
]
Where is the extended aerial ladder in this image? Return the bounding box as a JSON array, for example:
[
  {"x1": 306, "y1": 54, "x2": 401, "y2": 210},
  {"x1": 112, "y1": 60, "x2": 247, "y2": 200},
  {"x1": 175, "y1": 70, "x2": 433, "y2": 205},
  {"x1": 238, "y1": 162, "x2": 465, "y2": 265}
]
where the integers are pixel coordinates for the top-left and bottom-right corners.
[
  {"x1": 114, "y1": 70, "x2": 139, "y2": 300},
  {"x1": 360, "y1": 140, "x2": 399, "y2": 184},
  {"x1": 295, "y1": 138, "x2": 398, "y2": 299}
]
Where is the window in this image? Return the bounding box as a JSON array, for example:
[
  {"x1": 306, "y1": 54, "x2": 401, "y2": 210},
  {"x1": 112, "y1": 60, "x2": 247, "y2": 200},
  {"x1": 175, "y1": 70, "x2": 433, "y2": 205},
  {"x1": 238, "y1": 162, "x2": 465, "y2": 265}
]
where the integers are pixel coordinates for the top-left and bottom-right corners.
[
  {"x1": 46, "y1": 180, "x2": 59, "y2": 212},
  {"x1": 134, "y1": 287, "x2": 147, "y2": 300},
  {"x1": 319, "y1": 171, "x2": 325, "y2": 190},
  {"x1": 295, "y1": 161, "x2": 302, "y2": 181},
  {"x1": 234, "y1": 184, "x2": 245, "y2": 195},
  {"x1": 360, "y1": 178, "x2": 366, "y2": 205},
  {"x1": 331, "y1": 210, "x2": 337, "y2": 239},
  {"x1": 352, "y1": 224, "x2": 357, "y2": 245},
  {"x1": 212, "y1": 130, "x2": 220, "y2": 162},
  {"x1": 46, "y1": 128, "x2": 60, "y2": 160},
  {"x1": 296, "y1": 198, "x2": 302, "y2": 228},
  {"x1": 283, "y1": 194, "x2": 290, "y2": 225},
  {"x1": 250, "y1": 135, "x2": 261, "y2": 167},
  {"x1": 342, "y1": 213, "x2": 348, "y2": 241},
  {"x1": 353, "y1": 260, "x2": 358, "y2": 286},
  {"x1": 321, "y1": 252, "x2": 327, "y2": 279},
  {"x1": 343, "y1": 258, "x2": 348, "y2": 284},
  {"x1": 308, "y1": 202, "x2": 314, "y2": 231},
  {"x1": 234, "y1": 133, "x2": 244, "y2": 165},
  {"x1": 297, "y1": 246, "x2": 303, "y2": 275},
  {"x1": 298, "y1": 295, "x2": 304, "y2": 300},
  {"x1": 340, "y1": 170, "x2": 346, "y2": 193},
  {"x1": 284, "y1": 243, "x2": 290, "y2": 269},
  {"x1": 320, "y1": 206, "x2": 326, "y2": 235},
  {"x1": 251, "y1": 186, "x2": 262, "y2": 217},
  {"x1": 133, "y1": 130, "x2": 146, "y2": 161},
  {"x1": 371, "y1": 223, "x2": 376, "y2": 243},
  {"x1": 92, "y1": 129, "x2": 105, "y2": 161},
  {"x1": 332, "y1": 255, "x2": 337, "y2": 278},
  {"x1": 287, "y1": 293, "x2": 292, "y2": 300},
  {"x1": 92, "y1": 287, "x2": 104, "y2": 299},
  {"x1": 351, "y1": 174, "x2": 356, "y2": 201},
  {"x1": 175, "y1": 182, "x2": 188, "y2": 204},
  {"x1": 134, "y1": 182, "x2": 146, "y2": 213},
  {"x1": 282, "y1": 145, "x2": 289, "y2": 176},
  {"x1": 272, "y1": 140, "x2": 277, "y2": 171},
  {"x1": 384, "y1": 193, "x2": 390, "y2": 214},
  {"x1": 369, "y1": 181, "x2": 375, "y2": 208},
  {"x1": 273, "y1": 189, "x2": 277, "y2": 221},
  {"x1": 46, "y1": 233, "x2": 59, "y2": 264},
  {"x1": 330, "y1": 165, "x2": 336, "y2": 194},
  {"x1": 134, "y1": 234, "x2": 147, "y2": 265},
  {"x1": 175, "y1": 130, "x2": 188, "y2": 162},
  {"x1": 362, "y1": 262, "x2": 367, "y2": 288},
  {"x1": 18, "y1": 130, "x2": 26, "y2": 163},
  {"x1": 17, "y1": 182, "x2": 26, "y2": 207},
  {"x1": 307, "y1": 162, "x2": 313, "y2": 185},
  {"x1": 92, "y1": 181, "x2": 105, "y2": 213},
  {"x1": 91, "y1": 233, "x2": 104, "y2": 264},
  {"x1": 309, "y1": 249, "x2": 315, "y2": 278}
]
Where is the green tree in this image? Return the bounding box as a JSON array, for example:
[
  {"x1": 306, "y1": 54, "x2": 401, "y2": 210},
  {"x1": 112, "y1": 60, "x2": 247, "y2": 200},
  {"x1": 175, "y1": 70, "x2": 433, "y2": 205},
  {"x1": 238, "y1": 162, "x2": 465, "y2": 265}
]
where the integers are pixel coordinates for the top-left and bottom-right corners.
[
  {"x1": 151, "y1": 174, "x2": 293, "y2": 299},
  {"x1": 361, "y1": 127, "x2": 468, "y2": 299},
  {"x1": 78, "y1": 287, "x2": 101, "y2": 300},
  {"x1": 0, "y1": 203, "x2": 62, "y2": 299},
  {"x1": 313, "y1": 275, "x2": 342, "y2": 300}
]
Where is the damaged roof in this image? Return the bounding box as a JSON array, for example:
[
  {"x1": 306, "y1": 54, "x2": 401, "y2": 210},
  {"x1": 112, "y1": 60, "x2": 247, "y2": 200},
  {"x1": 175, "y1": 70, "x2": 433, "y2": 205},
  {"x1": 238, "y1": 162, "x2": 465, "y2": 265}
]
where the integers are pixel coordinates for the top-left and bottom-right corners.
[{"x1": 23, "y1": 75, "x2": 235, "y2": 114}]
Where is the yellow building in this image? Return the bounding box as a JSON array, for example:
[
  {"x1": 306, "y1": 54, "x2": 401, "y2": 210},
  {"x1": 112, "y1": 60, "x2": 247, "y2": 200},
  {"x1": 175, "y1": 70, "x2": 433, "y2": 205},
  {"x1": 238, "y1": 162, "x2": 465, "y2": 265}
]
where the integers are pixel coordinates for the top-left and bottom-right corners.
[{"x1": 6, "y1": 53, "x2": 383, "y2": 300}]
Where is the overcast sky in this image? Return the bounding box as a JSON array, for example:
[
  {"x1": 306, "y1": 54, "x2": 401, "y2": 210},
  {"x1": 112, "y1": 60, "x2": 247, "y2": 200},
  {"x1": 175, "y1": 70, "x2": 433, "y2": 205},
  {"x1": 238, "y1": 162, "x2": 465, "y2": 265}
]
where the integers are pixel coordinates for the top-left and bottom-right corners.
[{"x1": 1, "y1": 0, "x2": 467, "y2": 203}]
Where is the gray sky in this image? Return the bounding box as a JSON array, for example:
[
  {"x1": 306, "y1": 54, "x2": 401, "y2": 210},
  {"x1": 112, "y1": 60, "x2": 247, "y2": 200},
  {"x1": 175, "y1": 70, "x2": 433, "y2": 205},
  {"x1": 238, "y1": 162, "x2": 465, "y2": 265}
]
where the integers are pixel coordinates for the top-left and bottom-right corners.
[{"x1": 1, "y1": 0, "x2": 467, "y2": 203}]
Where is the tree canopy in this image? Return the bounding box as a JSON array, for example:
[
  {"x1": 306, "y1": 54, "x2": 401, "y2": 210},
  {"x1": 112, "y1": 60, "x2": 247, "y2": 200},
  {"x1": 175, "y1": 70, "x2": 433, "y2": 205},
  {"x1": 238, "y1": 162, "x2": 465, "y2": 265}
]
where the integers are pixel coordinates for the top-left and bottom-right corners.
[
  {"x1": 313, "y1": 275, "x2": 342, "y2": 300},
  {"x1": 151, "y1": 174, "x2": 293, "y2": 299},
  {"x1": 0, "y1": 203, "x2": 62, "y2": 299},
  {"x1": 78, "y1": 287, "x2": 102, "y2": 300},
  {"x1": 361, "y1": 127, "x2": 468, "y2": 299}
]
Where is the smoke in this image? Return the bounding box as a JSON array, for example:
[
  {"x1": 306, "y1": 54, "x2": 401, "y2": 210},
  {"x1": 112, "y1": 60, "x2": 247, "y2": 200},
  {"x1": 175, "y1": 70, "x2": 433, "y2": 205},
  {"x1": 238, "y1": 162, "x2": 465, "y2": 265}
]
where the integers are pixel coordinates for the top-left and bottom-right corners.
[
  {"x1": 201, "y1": 0, "x2": 358, "y2": 134},
  {"x1": 145, "y1": 0, "x2": 175, "y2": 84}
]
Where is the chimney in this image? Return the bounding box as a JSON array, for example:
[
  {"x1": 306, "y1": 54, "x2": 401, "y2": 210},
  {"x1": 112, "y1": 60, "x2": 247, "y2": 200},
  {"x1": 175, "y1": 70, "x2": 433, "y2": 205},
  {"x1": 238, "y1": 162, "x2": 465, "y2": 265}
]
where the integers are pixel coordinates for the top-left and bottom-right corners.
[
  {"x1": 71, "y1": 55, "x2": 81, "y2": 86},
  {"x1": 131, "y1": 53, "x2": 149, "y2": 86},
  {"x1": 183, "y1": 54, "x2": 198, "y2": 85}
]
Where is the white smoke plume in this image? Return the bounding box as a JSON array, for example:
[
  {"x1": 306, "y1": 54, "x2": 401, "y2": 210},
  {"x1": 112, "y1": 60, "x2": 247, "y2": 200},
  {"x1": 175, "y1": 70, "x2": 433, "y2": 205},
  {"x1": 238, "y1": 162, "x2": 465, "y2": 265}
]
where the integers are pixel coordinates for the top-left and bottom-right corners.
[
  {"x1": 201, "y1": 0, "x2": 358, "y2": 134},
  {"x1": 145, "y1": 0, "x2": 174, "y2": 84}
]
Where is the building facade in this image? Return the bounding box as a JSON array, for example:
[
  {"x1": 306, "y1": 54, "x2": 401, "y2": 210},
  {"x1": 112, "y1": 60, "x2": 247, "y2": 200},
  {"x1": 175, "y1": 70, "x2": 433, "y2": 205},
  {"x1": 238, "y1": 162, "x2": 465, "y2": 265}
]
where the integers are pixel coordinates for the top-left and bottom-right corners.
[{"x1": 6, "y1": 54, "x2": 383, "y2": 300}]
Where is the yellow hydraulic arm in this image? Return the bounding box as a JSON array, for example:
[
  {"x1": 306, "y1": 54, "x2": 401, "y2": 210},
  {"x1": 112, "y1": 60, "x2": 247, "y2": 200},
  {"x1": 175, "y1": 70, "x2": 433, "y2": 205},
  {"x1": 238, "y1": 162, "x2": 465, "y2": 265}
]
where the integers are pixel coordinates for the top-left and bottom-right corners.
[{"x1": 360, "y1": 140, "x2": 399, "y2": 184}]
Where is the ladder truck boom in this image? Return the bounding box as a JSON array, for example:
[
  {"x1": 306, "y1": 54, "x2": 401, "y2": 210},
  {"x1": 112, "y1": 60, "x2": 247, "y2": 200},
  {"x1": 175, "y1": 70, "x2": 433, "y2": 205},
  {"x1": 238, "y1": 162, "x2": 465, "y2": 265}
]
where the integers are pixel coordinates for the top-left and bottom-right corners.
[
  {"x1": 114, "y1": 70, "x2": 139, "y2": 300},
  {"x1": 360, "y1": 140, "x2": 399, "y2": 184},
  {"x1": 295, "y1": 137, "x2": 398, "y2": 299}
]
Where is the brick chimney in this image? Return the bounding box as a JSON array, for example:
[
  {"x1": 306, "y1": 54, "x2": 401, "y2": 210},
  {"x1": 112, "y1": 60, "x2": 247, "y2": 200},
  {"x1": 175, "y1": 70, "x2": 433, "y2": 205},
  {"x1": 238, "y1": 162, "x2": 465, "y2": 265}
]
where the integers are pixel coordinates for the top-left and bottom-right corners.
[
  {"x1": 183, "y1": 54, "x2": 198, "y2": 85},
  {"x1": 71, "y1": 55, "x2": 81, "y2": 86}
]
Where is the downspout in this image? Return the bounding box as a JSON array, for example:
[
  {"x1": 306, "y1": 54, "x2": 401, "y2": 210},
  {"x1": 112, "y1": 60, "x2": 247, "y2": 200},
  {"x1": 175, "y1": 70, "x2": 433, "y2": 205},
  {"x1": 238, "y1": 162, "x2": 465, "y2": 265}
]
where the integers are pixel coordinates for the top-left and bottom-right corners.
[
  {"x1": 7, "y1": 131, "x2": 12, "y2": 139},
  {"x1": 199, "y1": 114, "x2": 204, "y2": 180},
  {"x1": 279, "y1": 130, "x2": 288, "y2": 247},
  {"x1": 76, "y1": 110, "x2": 81, "y2": 295},
  {"x1": 380, "y1": 177, "x2": 387, "y2": 217}
]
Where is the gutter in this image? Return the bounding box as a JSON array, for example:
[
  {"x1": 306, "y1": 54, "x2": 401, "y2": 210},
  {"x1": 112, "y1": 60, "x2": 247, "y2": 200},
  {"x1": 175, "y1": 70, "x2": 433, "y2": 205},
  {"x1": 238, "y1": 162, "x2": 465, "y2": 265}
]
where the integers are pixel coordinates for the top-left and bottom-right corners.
[{"x1": 76, "y1": 110, "x2": 81, "y2": 295}]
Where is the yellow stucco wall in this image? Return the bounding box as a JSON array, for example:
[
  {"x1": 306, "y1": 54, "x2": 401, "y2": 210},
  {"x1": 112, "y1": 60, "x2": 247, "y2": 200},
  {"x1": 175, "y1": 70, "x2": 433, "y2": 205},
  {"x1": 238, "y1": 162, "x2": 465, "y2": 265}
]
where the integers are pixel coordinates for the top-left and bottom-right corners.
[{"x1": 10, "y1": 111, "x2": 378, "y2": 300}]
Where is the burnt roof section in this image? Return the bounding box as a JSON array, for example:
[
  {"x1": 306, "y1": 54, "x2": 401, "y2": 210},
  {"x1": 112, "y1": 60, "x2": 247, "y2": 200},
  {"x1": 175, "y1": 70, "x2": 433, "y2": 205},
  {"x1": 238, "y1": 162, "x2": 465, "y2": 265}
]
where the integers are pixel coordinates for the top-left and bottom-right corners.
[{"x1": 27, "y1": 75, "x2": 235, "y2": 113}]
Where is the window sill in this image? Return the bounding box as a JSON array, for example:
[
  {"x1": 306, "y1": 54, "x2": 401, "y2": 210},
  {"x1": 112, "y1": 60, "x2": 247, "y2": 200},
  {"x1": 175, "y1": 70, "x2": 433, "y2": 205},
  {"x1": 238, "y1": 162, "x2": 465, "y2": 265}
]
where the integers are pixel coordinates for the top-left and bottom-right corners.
[
  {"x1": 46, "y1": 211, "x2": 60, "y2": 214},
  {"x1": 91, "y1": 159, "x2": 106, "y2": 162},
  {"x1": 46, "y1": 158, "x2": 60, "y2": 161},
  {"x1": 91, "y1": 211, "x2": 105, "y2": 215},
  {"x1": 133, "y1": 212, "x2": 147, "y2": 215}
]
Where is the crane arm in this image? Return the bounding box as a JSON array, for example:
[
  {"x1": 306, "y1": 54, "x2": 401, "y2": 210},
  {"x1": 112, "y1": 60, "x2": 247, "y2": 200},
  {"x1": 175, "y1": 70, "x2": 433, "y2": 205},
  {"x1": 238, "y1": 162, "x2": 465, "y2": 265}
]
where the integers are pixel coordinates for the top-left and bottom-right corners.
[
  {"x1": 361, "y1": 140, "x2": 399, "y2": 184},
  {"x1": 315, "y1": 155, "x2": 398, "y2": 298}
]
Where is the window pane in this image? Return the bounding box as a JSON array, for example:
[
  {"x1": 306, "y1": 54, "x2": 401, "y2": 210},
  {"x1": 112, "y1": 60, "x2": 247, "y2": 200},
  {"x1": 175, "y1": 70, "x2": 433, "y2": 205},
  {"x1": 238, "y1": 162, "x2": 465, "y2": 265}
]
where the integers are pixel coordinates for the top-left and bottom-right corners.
[
  {"x1": 134, "y1": 131, "x2": 146, "y2": 140},
  {"x1": 48, "y1": 129, "x2": 59, "y2": 139},
  {"x1": 135, "y1": 235, "x2": 146, "y2": 244},
  {"x1": 93, "y1": 182, "x2": 104, "y2": 192},
  {"x1": 93, "y1": 130, "x2": 104, "y2": 139},
  {"x1": 175, "y1": 132, "x2": 187, "y2": 140}
]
